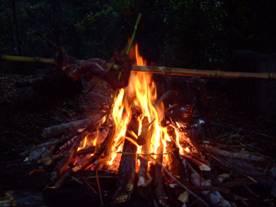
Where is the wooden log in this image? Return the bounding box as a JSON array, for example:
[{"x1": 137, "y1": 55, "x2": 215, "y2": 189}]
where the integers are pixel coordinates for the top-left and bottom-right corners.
[
  {"x1": 42, "y1": 114, "x2": 104, "y2": 138},
  {"x1": 50, "y1": 133, "x2": 83, "y2": 185},
  {"x1": 112, "y1": 139, "x2": 137, "y2": 204},
  {"x1": 112, "y1": 115, "x2": 138, "y2": 204},
  {"x1": 137, "y1": 117, "x2": 152, "y2": 187},
  {"x1": 153, "y1": 145, "x2": 169, "y2": 207},
  {"x1": 203, "y1": 144, "x2": 265, "y2": 162}
]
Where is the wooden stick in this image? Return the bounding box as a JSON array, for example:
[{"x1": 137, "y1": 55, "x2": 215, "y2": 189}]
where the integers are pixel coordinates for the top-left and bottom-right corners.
[
  {"x1": 203, "y1": 144, "x2": 265, "y2": 162},
  {"x1": 112, "y1": 139, "x2": 137, "y2": 204},
  {"x1": 132, "y1": 65, "x2": 276, "y2": 80},
  {"x1": 153, "y1": 145, "x2": 169, "y2": 207},
  {"x1": 1, "y1": 55, "x2": 55, "y2": 64},
  {"x1": 149, "y1": 155, "x2": 209, "y2": 207},
  {"x1": 96, "y1": 168, "x2": 104, "y2": 206},
  {"x1": 3, "y1": 54, "x2": 276, "y2": 80}
]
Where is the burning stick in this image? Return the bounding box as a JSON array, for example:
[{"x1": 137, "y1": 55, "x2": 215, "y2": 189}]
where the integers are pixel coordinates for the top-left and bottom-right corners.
[
  {"x1": 72, "y1": 127, "x2": 114, "y2": 172},
  {"x1": 112, "y1": 139, "x2": 137, "y2": 203},
  {"x1": 137, "y1": 117, "x2": 153, "y2": 187},
  {"x1": 112, "y1": 114, "x2": 138, "y2": 204},
  {"x1": 153, "y1": 145, "x2": 169, "y2": 207}
]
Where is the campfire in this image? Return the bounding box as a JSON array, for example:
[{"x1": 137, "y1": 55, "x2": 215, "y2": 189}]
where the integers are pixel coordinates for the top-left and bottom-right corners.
[
  {"x1": 73, "y1": 44, "x2": 196, "y2": 172},
  {"x1": 51, "y1": 44, "x2": 199, "y2": 203},
  {"x1": 22, "y1": 44, "x2": 276, "y2": 207}
]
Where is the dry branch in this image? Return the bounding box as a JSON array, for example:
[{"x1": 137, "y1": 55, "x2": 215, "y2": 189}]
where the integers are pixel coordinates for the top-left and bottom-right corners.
[
  {"x1": 189, "y1": 163, "x2": 232, "y2": 207},
  {"x1": 203, "y1": 144, "x2": 265, "y2": 162}
]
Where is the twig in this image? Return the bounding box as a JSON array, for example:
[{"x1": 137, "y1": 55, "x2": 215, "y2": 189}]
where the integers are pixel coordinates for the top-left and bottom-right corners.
[
  {"x1": 126, "y1": 13, "x2": 142, "y2": 55},
  {"x1": 148, "y1": 155, "x2": 209, "y2": 207},
  {"x1": 96, "y1": 168, "x2": 104, "y2": 206}
]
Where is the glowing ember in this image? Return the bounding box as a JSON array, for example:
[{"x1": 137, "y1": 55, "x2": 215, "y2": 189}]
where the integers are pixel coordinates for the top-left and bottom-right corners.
[{"x1": 75, "y1": 43, "x2": 196, "y2": 172}]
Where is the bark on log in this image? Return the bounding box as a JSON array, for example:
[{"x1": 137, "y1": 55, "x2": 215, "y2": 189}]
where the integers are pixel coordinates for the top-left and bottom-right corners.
[
  {"x1": 42, "y1": 115, "x2": 104, "y2": 138},
  {"x1": 112, "y1": 139, "x2": 137, "y2": 204}
]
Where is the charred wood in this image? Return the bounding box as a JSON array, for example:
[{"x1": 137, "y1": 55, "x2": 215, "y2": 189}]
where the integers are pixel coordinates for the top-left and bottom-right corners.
[{"x1": 112, "y1": 139, "x2": 137, "y2": 204}]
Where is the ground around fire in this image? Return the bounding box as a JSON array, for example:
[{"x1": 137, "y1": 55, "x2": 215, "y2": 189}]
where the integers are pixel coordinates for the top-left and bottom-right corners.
[{"x1": 0, "y1": 66, "x2": 275, "y2": 206}]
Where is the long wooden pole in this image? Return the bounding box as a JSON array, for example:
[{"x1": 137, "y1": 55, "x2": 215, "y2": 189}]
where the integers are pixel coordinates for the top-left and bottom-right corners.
[
  {"x1": 1, "y1": 55, "x2": 55, "y2": 64},
  {"x1": 132, "y1": 65, "x2": 276, "y2": 80},
  {"x1": 1, "y1": 54, "x2": 276, "y2": 80}
]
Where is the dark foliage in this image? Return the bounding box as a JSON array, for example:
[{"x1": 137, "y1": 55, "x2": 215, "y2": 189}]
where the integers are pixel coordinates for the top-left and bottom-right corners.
[{"x1": 1, "y1": 0, "x2": 276, "y2": 66}]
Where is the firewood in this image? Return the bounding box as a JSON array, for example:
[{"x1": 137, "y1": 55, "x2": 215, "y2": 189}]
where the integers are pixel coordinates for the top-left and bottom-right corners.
[
  {"x1": 153, "y1": 146, "x2": 169, "y2": 207},
  {"x1": 50, "y1": 135, "x2": 81, "y2": 183},
  {"x1": 166, "y1": 125, "x2": 186, "y2": 177},
  {"x1": 112, "y1": 139, "x2": 137, "y2": 204},
  {"x1": 75, "y1": 146, "x2": 95, "y2": 156},
  {"x1": 203, "y1": 144, "x2": 265, "y2": 162},
  {"x1": 210, "y1": 154, "x2": 272, "y2": 177},
  {"x1": 189, "y1": 163, "x2": 232, "y2": 207},
  {"x1": 72, "y1": 133, "x2": 111, "y2": 173},
  {"x1": 112, "y1": 115, "x2": 138, "y2": 204},
  {"x1": 42, "y1": 115, "x2": 103, "y2": 138},
  {"x1": 132, "y1": 65, "x2": 276, "y2": 80},
  {"x1": 137, "y1": 117, "x2": 152, "y2": 187},
  {"x1": 155, "y1": 90, "x2": 178, "y2": 108},
  {"x1": 24, "y1": 139, "x2": 60, "y2": 163}
]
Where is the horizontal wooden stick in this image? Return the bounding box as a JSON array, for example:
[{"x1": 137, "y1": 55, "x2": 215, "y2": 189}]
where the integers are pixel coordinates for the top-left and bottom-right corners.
[
  {"x1": 2, "y1": 54, "x2": 276, "y2": 80},
  {"x1": 132, "y1": 65, "x2": 276, "y2": 80},
  {"x1": 1, "y1": 55, "x2": 56, "y2": 64}
]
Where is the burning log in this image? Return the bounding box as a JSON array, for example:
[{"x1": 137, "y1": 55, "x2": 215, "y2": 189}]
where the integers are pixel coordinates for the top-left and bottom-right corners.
[
  {"x1": 153, "y1": 146, "x2": 169, "y2": 207},
  {"x1": 112, "y1": 139, "x2": 137, "y2": 203},
  {"x1": 137, "y1": 117, "x2": 152, "y2": 187},
  {"x1": 72, "y1": 127, "x2": 113, "y2": 173},
  {"x1": 112, "y1": 112, "x2": 139, "y2": 204}
]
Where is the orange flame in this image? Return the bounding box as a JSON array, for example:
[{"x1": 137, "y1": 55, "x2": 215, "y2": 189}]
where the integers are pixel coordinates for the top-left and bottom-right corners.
[
  {"x1": 106, "y1": 44, "x2": 194, "y2": 170},
  {"x1": 75, "y1": 43, "x2": 195, "y2": 172}
]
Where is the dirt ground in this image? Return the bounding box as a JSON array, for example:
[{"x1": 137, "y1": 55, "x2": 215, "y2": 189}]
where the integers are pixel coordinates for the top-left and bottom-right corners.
[{"x1": 0, "y1": 65, "x2": 275, "y2": 206}]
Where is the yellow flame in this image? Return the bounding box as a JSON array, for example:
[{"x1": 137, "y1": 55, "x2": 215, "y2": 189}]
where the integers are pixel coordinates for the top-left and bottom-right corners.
[{"x1": 78, "y1": 43, "x2": 195, "y2": 172}]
